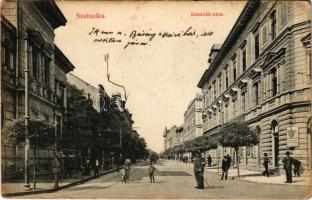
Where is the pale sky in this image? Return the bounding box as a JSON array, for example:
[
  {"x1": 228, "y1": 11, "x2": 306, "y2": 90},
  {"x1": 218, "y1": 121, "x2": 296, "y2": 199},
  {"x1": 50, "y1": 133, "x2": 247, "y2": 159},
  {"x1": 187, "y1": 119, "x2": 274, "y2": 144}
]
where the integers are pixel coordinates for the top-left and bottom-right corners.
[{"x1": 55, "y1": 1, "x2": 246, "y2": 153}]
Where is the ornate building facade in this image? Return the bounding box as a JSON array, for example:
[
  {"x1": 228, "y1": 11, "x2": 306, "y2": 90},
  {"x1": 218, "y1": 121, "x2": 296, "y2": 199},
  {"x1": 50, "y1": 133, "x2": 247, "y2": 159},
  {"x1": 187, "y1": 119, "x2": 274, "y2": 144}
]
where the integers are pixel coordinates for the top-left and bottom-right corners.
[
  {"x1": 1, "y1": 0, "x2": 74, "y2": 177},
  {"x1": 182, "y1": 94, "x2": 203, "y2": 142},
  {"x1": 197, "y1": 0, "x2": 311, "y2": 170}
]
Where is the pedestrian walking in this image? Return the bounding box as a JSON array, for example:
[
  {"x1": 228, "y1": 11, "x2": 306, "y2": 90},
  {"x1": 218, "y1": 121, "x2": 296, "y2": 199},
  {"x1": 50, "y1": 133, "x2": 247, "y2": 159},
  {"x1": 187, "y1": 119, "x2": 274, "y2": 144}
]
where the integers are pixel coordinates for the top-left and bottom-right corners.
[
  {"x1": 226, "y1": 154, "x2": 232, "y2": 168},
  {"x1": 293, "y1": 158, "x2": 301, "y2": 177},
  {"x1": 94, "y1": 159, "x2": 100, "y2": 177},
  {"x1": 262, "y1": 153, "x2": 270, "y2": 177},
  {"x1": 207, "y1": 155, "x2": 212, "y2": 167},
  {"x1": 53, "y1": 153, "x2": 61, "y2": 189},
  {"x1": 185, "y1": 156, "x2": 188, "y2": 165},
  {"x1": 282, "y1": 151, "x2": 294, "y2": 183},
  {"x1": 193, "y1": 152, "x2": 204, "y2": 189},
  {"x1": 148, "y1": 162, "x2": 156, "y2": 183},
  {"x1": 221, "y1": 156, "x2": 229, "y2": 180},
  {"x1": 120, "y1": 165, "x2": 127, "y2": 183},
  {"x1": 124, "y1": 158, "x2": 131, "y2": 181}
]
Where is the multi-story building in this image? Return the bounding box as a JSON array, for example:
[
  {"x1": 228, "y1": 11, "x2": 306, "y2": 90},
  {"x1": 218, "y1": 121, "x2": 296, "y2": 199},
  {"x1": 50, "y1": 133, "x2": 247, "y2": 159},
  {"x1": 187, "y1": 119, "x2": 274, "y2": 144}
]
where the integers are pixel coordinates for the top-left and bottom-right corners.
[
  {"x1": 67, "y1": 73, "x2": 102, "y2": 112},
  {"x1": 67, "y1": 74, "x2": 135, "y2": 165},
  {"x1": 163, "y1": 126, "x2": 178, "y2": 151},
  {"x1": 183, "y1": 94, "x2": 203, "y2": 142},
  {"x1": 1, "y1": 0, "x2": 74, "y2": 177},
  {"x1": 197, "y1": 0, "x2": 311, "y2": 170}
]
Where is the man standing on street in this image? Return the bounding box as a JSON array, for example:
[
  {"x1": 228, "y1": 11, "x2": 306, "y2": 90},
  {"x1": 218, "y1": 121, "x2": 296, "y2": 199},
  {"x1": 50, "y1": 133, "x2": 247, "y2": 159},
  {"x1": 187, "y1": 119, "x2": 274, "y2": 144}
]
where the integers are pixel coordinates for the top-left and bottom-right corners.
[
  {"x1": 263, "y1": 153, "x2": 270, "y2": 177},
  {"x1": 193, "y1": 152, "x2": 204, "y2": 189},
  {"x1": 207, "y1": 155, "x2": 212, "y2": 167},
  {"x1": 282, "y1": 151, "x2": 294, "y2": 183},
  {"x1": 53, "y1": 153, "x2": 61, "y2": 189},
  {"x1": 221, "y1": 156, "x2": 229, "y2": 180}
]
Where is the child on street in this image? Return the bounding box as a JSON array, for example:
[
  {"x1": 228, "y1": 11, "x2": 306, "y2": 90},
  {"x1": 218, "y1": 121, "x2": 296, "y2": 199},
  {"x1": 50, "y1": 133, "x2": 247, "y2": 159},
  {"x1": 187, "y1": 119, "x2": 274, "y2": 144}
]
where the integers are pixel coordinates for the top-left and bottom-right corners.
[{"x1": 148, "y1": 163, "x2": 156, "y2": 183}]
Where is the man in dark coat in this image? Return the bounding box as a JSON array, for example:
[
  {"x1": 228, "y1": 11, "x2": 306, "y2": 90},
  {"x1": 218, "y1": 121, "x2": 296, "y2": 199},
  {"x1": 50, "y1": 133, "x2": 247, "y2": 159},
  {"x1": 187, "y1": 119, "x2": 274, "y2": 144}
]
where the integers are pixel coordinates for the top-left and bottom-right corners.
[
  {"x1": 207, "y1": 155, "x2": 212, "y2": 167},
  {"x1": 53, "y1": 154, "x2": 61, "y2": 189},
  {"x1": 193, "y1": 152, "x2": 204, "y2": 189},
  {"x1": 262, "y1": 153, "x2": 270, "y2": 177},
  {"x1": 221, "y1": 156, "x2": 229, "y2": 180},
  {"x1": 282, "y1": 151, "x2": 294, "y2": 183}
]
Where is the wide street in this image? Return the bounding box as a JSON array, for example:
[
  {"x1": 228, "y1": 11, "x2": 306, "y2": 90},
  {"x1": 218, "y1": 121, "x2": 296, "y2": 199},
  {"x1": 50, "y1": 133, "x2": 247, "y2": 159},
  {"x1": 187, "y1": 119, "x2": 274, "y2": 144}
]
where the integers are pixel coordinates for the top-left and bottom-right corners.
[{"x1": 17, "y1": 160, "x2": 311, "y2": 199}]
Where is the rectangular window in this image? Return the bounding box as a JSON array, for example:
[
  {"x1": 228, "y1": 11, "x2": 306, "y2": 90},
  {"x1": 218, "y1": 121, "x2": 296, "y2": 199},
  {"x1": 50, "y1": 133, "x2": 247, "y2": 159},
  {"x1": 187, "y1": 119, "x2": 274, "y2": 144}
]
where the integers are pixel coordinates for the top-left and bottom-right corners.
[
  {"x1": 280, "y1": 2, "x2": 287, "y2": 24},
  {"x1": 262, "y1": 26, "x2": 268, "y2": 45},
  {"x1": 233, "y1": 58, "x2": 237, "y2": 81},
  {"x1": 270, "y1": 11, "x2": 276, "y2": 40},
  {"x1": 2, "y1": 41, "x2": 14, "y2": 70},
  {"x1": 213, "y1": 82, "x2": 216, "y2": 100},
  {"x1": 32, "y1": 49, "x2": 39, "y2": 80},
  {"x1": 271, "y1": 68, "x2": 277, "y2": 97},
  {"x1": 225, "y1": 71, "x2": 229, "y2": 88},
  {"x1": 219, "y1": 76, "x2": 222, "y2": 95},
  {"x1": 255, "y1": 34, "x2": 260, "y2": 59},
  {"x1": 233, "y1": 99, "x2": 236, "y2": 116},
  {"x1": 44, "y1": 57, "x2": 50, "y2": 86},
  {"x1": 242, "y1": 92, "x2": 246, "y2": 112},
  {"x1": 253, "y1": 82, "x2": 259, "y2": 105},
  {"x1": 224, "y1": 104, "x2": 228, "y2": 122},
  {"x1": 242, "y1": 49, "x2": 247, "y2": 71}
]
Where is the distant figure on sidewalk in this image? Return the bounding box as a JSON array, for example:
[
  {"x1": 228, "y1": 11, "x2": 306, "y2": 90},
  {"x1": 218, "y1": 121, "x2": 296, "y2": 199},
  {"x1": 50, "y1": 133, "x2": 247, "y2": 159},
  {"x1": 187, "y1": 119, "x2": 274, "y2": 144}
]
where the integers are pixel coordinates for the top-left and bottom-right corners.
[
  {"x1": 293, "y1": 159, "x2": 301, "y2": 177},
  {"x1": 193, "y1": 152, "x2": 204, "y2": 189},
  {"x1": 282, "y1": 151, "x2": 294, "y2": 183},
  {"x1": 148, "y1": 163, "x2": 156, "y2": 183},
  {"x1": 185, "y1": 156, "x2": 189, "y2": 165},
  {"x1": 221, "y1": 156, "x2": 229, "y2": 180},
  {"x1": 124, "y1": 158, "x2": 131, "y2": 181},
  {"x1": 226, "y1": 154, "x2": 232, "y2": 168},
  {"x1": 94, "y1": 159, "x2": 100, "y2": 177},
  {"x1": 120, "y1": 165, "x2": 127, "y2": 183},
  {"x1": 207, "y1": 155, "x2": 212, "y2": 167},
  {"x1": 53, "y1": 153, "x2": 61, "y2": 189},
  {"x1": 262, "y1": 153, "x2": 270, "y2": 177}
]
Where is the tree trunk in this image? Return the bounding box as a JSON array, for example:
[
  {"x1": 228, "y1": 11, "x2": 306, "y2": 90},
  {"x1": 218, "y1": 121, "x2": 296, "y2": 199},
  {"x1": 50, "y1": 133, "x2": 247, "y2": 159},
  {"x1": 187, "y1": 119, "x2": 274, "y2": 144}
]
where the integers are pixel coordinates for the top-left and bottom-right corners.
[
  {"x1": 232, "y1": 150, "x2": 236, "y2": 166},
  {"x1": 235, "y1": 148, "x2": 240, "y2": 178},
  {"x1": 33, "y1": 147, "x2": 37, "y2": 189}
]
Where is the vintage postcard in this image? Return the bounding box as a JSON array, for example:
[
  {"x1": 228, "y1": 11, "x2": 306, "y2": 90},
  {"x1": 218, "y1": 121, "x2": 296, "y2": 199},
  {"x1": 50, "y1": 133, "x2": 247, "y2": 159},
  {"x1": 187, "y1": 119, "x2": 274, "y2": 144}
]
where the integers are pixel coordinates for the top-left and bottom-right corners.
[{"x1": 1, "y1": 0, "x2": 311, "y2": 199}]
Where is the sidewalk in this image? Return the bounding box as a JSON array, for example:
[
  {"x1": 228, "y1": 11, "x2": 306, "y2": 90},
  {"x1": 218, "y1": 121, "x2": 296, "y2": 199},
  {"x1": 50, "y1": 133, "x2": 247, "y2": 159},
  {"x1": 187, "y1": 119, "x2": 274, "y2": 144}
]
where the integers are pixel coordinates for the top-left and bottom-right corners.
[
  {"x1": 206, "y1": 167, "x2": 311, "y2": 186},
  {"x1": 1, "y1": 168, "x2": 117, "y2": 197}
]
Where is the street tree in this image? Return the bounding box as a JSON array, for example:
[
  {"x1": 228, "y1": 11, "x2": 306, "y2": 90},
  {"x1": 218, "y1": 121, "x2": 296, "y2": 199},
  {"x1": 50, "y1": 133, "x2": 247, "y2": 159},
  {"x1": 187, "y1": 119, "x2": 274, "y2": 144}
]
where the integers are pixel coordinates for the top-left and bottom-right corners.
[
  {"x1": 218, "y1": 122, "x2": 259, "y2": 177},
  {"x1": 2, "y1": 119, "x2": 55, "y2": 188},
  {"x1": 64, "y1": 84, "x2": 100, "y2": 155}
]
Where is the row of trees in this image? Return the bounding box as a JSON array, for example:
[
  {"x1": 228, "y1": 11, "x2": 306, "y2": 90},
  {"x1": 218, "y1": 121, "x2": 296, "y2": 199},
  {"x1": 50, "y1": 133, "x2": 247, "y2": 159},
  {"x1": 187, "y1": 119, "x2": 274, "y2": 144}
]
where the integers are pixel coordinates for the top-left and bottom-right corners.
[
  {"x1": 62, "y1": 84, "x2": 150, "y2": 164},
  {"x1": 2, "y1": 83, "x2": 149, "y2": 183},
  {"x1": 162, "y1": 122, "x2": 259, "y2": 176}
]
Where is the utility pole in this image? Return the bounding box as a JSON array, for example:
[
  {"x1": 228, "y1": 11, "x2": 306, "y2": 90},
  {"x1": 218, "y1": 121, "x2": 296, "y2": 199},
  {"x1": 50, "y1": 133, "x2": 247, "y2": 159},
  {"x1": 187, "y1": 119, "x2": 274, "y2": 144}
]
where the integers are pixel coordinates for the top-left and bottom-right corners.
[{"x1": 24, "y1": 35, "x2": 30, "y2": 189}]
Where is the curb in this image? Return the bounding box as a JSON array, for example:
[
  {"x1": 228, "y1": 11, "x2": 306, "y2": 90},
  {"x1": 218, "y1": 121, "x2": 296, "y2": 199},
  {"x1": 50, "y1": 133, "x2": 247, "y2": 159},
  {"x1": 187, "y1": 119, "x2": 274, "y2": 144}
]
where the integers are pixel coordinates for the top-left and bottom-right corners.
[
  {"x1": 206, "y1": 170, "x2": 309, "y2": 186},
  {"x1": 2, "y1": 168, "x2": 118, "y2": 197}
]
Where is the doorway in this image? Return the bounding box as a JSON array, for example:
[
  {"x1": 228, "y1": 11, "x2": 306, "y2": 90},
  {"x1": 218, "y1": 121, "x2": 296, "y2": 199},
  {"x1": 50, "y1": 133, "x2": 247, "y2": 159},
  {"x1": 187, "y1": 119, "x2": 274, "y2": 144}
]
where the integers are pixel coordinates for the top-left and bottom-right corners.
[{"x1": 272, "y1": 120, "x2": 279, "y2": 167}]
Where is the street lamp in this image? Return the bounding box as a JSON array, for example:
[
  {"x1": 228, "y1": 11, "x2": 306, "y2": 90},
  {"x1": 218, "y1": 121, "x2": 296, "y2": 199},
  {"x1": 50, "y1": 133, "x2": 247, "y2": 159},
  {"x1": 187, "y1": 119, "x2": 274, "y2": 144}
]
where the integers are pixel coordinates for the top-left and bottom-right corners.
[{"x1": 24, "y1": 35, "x2": 30, "y2": 189}]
